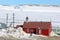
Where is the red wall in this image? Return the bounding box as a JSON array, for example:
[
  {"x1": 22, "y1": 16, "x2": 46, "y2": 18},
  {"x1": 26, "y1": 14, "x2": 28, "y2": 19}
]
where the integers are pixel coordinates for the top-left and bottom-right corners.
[
  {"x1": 41, "y1": 29, "x2": 49, "y2": 36},
  {"x1": 49, "y1": 25, "x2": 52, "y2": 34},
  {"x1": 23, "y1": 28, "x2": 27, "y2": 33},
  {"x1": 23, "y1": 28, "x2": 51, "y2": 36}
]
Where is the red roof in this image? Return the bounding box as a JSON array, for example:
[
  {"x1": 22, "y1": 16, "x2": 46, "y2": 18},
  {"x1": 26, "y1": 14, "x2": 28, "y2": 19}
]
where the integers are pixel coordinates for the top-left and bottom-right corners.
[{"x1": 23, "y1": 22, "x2": 52, "y2": 29}]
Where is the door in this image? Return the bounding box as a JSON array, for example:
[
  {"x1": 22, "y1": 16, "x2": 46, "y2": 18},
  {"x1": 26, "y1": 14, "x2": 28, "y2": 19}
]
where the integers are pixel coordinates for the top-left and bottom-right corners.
[{"x1": 38, "y1": 28, "x2": 41, "y2": 35}]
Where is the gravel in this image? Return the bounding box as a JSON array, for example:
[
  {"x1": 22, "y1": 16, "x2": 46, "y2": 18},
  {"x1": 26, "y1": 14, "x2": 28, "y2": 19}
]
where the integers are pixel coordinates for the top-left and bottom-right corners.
[{"x1": 0, "y1": 36, "x2": 60, "y2": 40}]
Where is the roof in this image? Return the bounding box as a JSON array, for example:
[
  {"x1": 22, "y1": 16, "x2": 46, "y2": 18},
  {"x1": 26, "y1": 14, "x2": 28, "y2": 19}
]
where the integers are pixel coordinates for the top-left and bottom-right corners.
[{"x1": 23, "y1": 22, "x2": 52, "y2": 29}]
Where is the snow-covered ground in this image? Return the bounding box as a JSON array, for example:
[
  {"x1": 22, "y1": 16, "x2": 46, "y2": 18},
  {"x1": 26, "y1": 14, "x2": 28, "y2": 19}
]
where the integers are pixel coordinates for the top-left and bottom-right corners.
[
  {"x1": 0, "y1": 27, "x2": 31, "y2": 39},
  {"x1": 0, "y1": 26, "x2": 59, "y2": 40}
]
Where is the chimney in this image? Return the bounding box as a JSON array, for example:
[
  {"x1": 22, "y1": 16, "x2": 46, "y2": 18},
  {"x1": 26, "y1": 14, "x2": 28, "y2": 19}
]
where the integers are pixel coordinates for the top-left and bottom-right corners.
[{"x1": 26, "y1": 17, "x2": 28, "y2": 23}]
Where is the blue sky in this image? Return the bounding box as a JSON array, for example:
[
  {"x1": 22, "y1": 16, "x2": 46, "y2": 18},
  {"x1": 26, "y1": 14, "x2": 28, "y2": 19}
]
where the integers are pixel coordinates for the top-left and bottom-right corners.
[{"x1": 0, "y1": 0, "x2": 60, "y2": 5}]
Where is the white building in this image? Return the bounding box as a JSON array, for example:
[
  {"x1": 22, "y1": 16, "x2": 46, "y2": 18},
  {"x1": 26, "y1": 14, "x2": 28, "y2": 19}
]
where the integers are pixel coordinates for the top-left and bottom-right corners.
[{"x1": 52, "y1": 27, "x2": 60, "y2": 34}]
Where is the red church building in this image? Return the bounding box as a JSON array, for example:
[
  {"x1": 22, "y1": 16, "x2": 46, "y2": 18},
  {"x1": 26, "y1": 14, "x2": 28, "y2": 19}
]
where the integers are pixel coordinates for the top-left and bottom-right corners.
[{"x1": 23, "y1": 17, "x2": 52, "y2": 36}]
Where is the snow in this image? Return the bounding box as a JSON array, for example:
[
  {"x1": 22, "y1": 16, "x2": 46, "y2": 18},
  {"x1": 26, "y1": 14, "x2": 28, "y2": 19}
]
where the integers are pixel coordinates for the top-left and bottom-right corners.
[
  {"x1": 0, "y1": 27, "x2": 30, "y2": 39},
  {"x1": 0, "y1": 26, "x2": 59, "y2": 39},
  {"x1": 0, "y1": 26, "x2": 60, "y2": 40},
  {"x1": 0, "y1": 5, "x2": 60, "y2": 40},
  {"x1": 0, "y1": 29, "x2": 9, "y2": 38},
  {"x1": 0, "y1": 5, "x2": 60, "y2": 27},
  {"x1": 0, "y1": 27, "x2": 48, "y2": 39},
  {"x1": 49, "y1": 31, "x2": 59, "y2": 37}
]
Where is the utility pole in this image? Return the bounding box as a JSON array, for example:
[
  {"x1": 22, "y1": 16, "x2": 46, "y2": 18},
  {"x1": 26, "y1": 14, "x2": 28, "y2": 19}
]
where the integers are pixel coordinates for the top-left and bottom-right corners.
[
  {"x1": 13, "y1": 13, "x2": 15, "y2": 27},
  {"x1": 6, "y1": 14, "x2": 8, "y2": 27}
]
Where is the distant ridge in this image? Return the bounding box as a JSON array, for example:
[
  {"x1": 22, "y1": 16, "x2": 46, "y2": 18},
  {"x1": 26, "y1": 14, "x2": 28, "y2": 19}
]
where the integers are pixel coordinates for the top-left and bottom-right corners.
[{"x1": 0, "y1": 4, "x2": 60, "y2": 7}]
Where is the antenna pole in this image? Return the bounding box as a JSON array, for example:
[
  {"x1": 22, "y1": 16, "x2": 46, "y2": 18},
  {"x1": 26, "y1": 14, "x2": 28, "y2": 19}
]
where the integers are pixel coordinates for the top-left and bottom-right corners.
[
  {"x1": 6, "y1": 14, "x2": 8, "y2": 27},
  {"x1": 13, "y1": 13, "x2": 15, "y2": 27}
]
